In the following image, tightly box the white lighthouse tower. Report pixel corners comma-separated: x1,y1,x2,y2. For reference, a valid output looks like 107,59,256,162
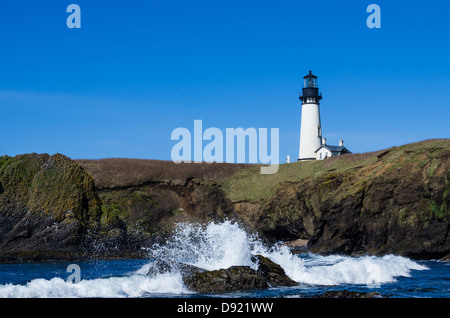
298,71,322,161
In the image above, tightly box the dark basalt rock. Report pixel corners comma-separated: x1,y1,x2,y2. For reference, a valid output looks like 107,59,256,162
313,290,383,298
147,255,297,293
252,254,297,287
183,266,268,293
147,259,206,278
0,153,103,262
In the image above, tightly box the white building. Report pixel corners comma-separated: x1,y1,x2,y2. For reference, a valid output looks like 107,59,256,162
315,138,351,160
298,71,351,161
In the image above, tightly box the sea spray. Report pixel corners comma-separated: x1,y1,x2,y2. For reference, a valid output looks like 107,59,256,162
143,220,428,287
144,220,261,271
0,220,429,298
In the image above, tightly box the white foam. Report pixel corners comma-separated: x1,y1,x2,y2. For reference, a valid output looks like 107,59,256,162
0,273,189,298
279,253,428,286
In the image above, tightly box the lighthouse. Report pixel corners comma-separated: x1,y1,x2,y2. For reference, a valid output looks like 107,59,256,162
298,71,323,161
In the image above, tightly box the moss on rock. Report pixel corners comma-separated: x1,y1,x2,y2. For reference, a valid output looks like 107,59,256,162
0,153,102,261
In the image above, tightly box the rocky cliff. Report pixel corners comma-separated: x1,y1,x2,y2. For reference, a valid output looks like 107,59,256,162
0,153,102,261
236,139,450,259
0,139,449,262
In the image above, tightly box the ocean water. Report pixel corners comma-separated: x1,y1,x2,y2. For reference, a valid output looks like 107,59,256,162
0,220,448,298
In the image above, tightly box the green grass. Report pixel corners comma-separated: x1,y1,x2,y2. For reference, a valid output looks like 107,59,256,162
220,152,378,202
427,158,441,177
220,139,450,202
430,199,445,220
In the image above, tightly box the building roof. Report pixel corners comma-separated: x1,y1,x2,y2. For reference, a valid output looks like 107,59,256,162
315,145,351,153
304,70,317,78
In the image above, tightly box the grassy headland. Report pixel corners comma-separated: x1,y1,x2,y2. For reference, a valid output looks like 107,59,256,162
220,139,450,202
0,139,448,261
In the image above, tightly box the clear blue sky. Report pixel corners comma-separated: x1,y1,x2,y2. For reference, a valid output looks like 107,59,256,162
0,0,449,162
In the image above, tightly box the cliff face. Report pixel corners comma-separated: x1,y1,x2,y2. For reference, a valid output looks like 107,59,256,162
0,153,102,261
75,159,248,242
78,139,450,260
0,156,246,261
233,139,450,259
0,139,449,262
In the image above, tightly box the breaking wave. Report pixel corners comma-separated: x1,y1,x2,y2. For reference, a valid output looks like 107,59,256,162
0,220,428,297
